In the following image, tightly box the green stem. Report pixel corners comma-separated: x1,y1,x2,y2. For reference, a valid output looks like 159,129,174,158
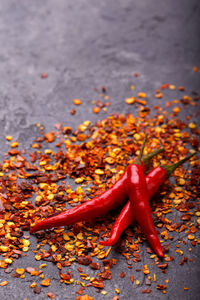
142,148,165,168
162,151,196,177
135,133,148,165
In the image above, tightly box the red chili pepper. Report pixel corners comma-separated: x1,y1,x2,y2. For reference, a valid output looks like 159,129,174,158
99,152,196,248
30,148,164,234
122,134,164,257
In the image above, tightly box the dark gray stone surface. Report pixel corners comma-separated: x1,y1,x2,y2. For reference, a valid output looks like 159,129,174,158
0,0,199,299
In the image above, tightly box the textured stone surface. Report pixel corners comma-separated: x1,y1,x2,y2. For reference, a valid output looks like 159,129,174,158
0,0,200,299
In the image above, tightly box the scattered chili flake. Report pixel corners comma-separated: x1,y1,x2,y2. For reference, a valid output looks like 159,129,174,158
137,92,147,98
76,295,94,300
73,99,82,105
158,263,168,270
178,86,185,91
125,97,135,104
173,107,180,114
4,267,13,274
41,278,51,287
33,286,41,294
5,136,12,141
135,98,147,105
187,234,195,240
179,257,188,265
47,292,55,299
70,109,76,115
11,141,19,148
41,72,48,79
193,66,198,72
161,83,169,89
90,262,101,270
142,289,152,294
143,265,150,275
155,92,163,99
102,86,106,93
92,107,100,114
30,282,37,288
44,132,55,143
156,284,167,290
90,279,104,289
120,271,125,278
188,122,196,129
0,280,8,286
164,256,174,262
0,77,199,298
60,272,71,281
105,157,115,165
16,268,25,275
169,85,176,90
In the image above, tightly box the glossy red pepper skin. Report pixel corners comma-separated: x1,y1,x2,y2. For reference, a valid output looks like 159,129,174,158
30,162,146,233
30,148,164,234
99,167,166,246
30,170,128,233
125,164,163,257
99,152,196,247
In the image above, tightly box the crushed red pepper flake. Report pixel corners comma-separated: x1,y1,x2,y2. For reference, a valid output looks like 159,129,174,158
120,271,125,278
44,132,55,143
193,66,198,72
142,289,152,294
125,97,135,105
0,280,8,286
156,284,167,290
41,278,51,286
70,109,76,115
47,292,55,299
92,107,101,114
73,99,82,106
76,295,94,300
0,80,199,297
41,72,48,79
33,286,41,294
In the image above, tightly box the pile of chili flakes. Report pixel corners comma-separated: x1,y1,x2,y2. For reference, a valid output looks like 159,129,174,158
0,82,199,299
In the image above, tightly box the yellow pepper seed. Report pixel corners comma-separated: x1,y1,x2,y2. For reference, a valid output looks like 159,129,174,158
125,97,135,104
73,99,82,105
11,141,19,148
6,136,13,141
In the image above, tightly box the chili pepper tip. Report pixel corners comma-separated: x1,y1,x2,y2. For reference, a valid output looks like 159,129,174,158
156,247,164,258
98,240,112,246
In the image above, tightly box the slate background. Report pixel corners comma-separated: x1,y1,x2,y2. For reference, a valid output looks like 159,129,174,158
0,0,200,299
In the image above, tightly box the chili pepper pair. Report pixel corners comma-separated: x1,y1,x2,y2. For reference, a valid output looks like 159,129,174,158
123,134,163,257
99,153,195,248
30,146,164,233
30,136,196,257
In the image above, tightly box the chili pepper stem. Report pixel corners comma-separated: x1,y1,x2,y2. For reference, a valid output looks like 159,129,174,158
141,148,164,168
162,151,196,177
134,133,148,165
